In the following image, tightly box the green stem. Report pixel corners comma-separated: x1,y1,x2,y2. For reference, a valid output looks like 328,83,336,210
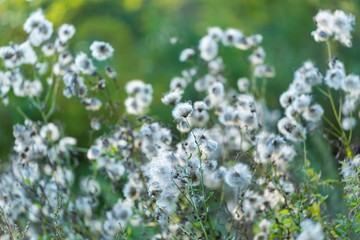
326,41,332,62
30,97,47,123
44,79,54,108
16,107,30,120
227,185,251,238
105,84,117,116
303,140,309,168
261,78,267,100
46,77,60,120
327,88,352,157
316,86,329,98
348,111,353,143
185,118,215,238
179,131,210,240
251,67,259,97
173,179,208,240
322,115,342,136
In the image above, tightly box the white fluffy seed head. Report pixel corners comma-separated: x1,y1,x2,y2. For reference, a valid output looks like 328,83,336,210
161,90,183,106
302,104,324,122
40,123,60,142
179,48,195,62
90,41,114,61
58,24,76,42
298,219,324,240
225,163,252,188
207,26,223,41
172,102,193,122
342,117,356,131
278,117,306,142
199,35,218,61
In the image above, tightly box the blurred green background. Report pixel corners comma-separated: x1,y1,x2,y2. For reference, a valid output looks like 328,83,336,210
0,0,359,164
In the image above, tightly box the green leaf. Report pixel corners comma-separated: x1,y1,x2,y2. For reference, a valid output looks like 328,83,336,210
311,202,320,219
23,178,31,185
279,209,289,215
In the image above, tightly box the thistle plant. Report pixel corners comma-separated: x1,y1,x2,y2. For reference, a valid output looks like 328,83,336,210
0,8,359,240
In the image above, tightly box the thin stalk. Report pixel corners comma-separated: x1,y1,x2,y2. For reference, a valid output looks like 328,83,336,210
303,140,308,168
173,179,208,240
227,183,251,238
16,107,30,120
316,86,329,98
324,41,353,157
73,147,89,153
227,168,258,238
44,79,54,108
325,128,343,140
157,203,193,239
105,85,117,116
178,132,210,240
327,88,352,157
322,115,342,136
349,111,354,143
261,78,267,100
30,97,47,123
185,118,215,238
46,77,60,120
112,77,121,92
326,41,332,62
251,67,259,97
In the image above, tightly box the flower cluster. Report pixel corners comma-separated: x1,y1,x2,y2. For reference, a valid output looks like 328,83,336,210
325,59,360,131
312,10,355,47
125,80,153,115
278,61,323,142
0,8,359,240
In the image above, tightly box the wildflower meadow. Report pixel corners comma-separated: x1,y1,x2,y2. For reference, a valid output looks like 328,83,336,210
0,1,359,240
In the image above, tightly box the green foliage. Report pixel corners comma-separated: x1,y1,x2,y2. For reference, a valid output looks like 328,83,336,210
1,0,360,160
